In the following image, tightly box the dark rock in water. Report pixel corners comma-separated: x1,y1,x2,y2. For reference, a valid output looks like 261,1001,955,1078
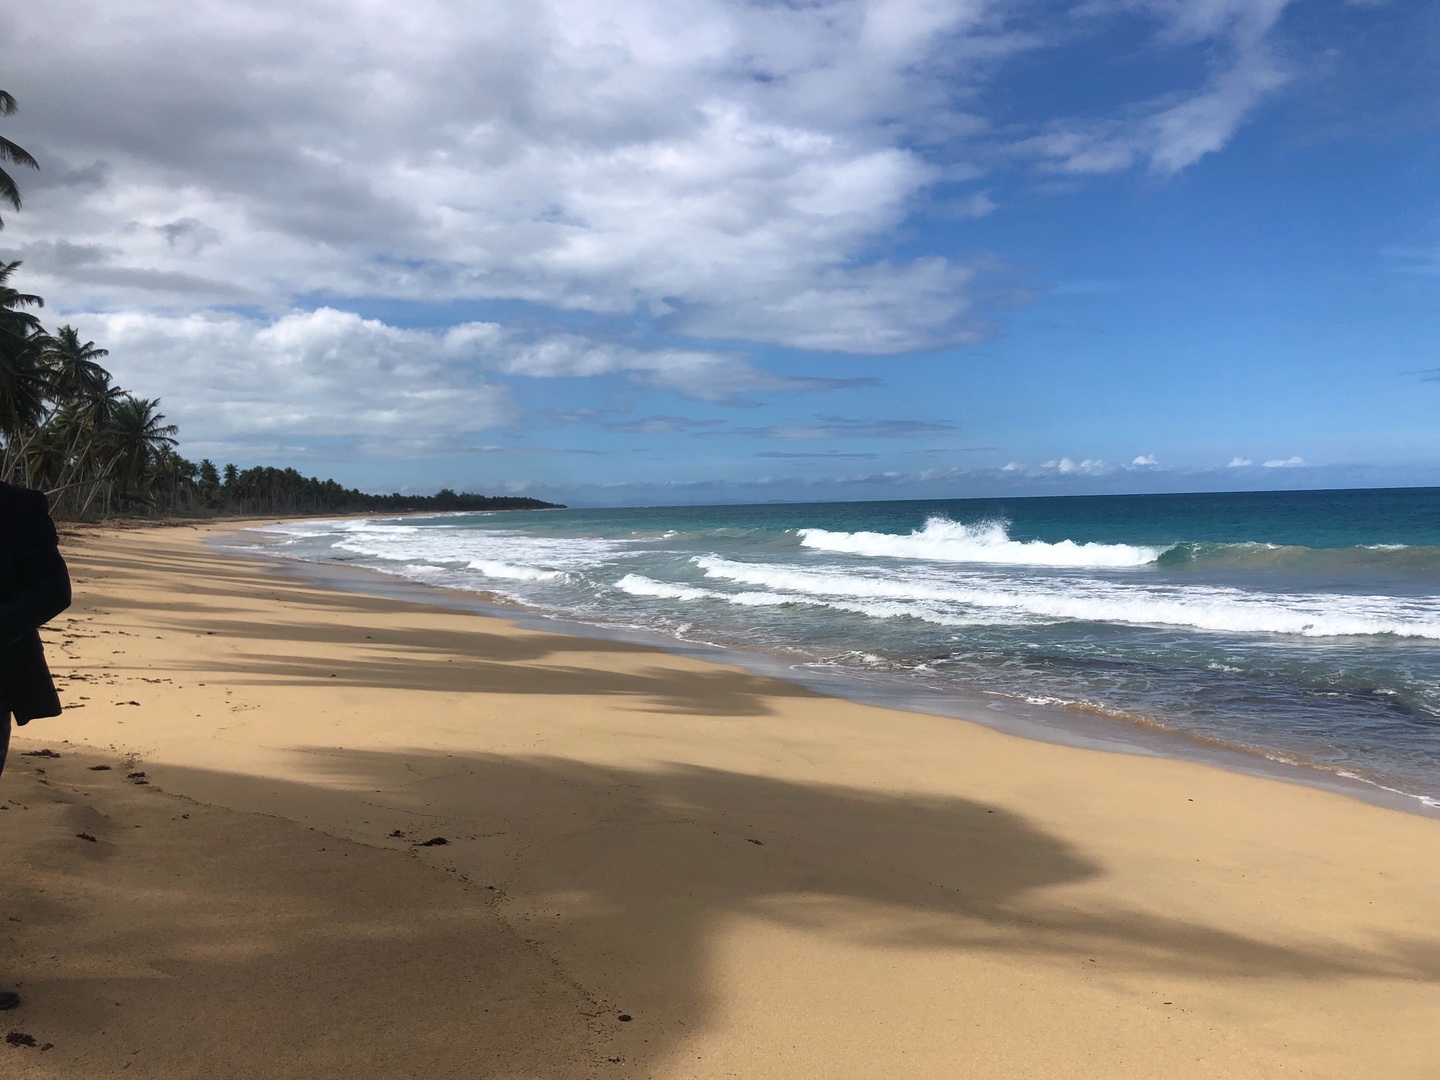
417,836,448,847
20,749,60,759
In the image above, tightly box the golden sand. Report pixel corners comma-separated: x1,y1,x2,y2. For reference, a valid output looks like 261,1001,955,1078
2,522,1438,1078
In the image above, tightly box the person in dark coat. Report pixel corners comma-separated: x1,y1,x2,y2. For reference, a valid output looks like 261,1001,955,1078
0,480,72,1011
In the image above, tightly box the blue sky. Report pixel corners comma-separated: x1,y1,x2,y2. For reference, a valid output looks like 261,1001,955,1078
1,0,1436,505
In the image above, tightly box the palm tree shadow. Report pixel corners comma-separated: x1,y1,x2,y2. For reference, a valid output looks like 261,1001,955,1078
202,748,1440,1071
14,747,1440,1078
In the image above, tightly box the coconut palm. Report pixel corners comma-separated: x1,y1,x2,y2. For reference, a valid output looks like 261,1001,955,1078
0,260,43,342
0,326,48,441
42,325,111,403
0,90,39,229
104,395,178,506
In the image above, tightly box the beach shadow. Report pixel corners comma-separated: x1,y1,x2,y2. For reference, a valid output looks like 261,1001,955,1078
178,646,812,717
288,749,1440,983
0,754,602,1079
68,541,809,717
10,746,1440,1078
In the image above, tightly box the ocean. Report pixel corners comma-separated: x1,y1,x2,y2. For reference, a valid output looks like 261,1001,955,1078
235,487,1440,811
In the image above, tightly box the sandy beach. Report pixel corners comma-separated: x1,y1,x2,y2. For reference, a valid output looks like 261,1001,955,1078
2,521,1438,1078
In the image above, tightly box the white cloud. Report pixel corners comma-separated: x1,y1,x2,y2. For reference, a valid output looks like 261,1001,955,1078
1263,455,1305,468
79,307,512,458
497,335,861,403
1026,0,1294,176
2,0,1297,358
1131,453,1158,466
0,0,1325,463
77,305,857,459
1041,456,1107,474
0,0,1017,353
1228,456,1253,467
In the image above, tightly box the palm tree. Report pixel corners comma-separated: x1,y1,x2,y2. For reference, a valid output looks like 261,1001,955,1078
43,325,112,403
105,395,178,508
0,260,43,341
38,372,127,496
0,326,48,443
0,90,39,229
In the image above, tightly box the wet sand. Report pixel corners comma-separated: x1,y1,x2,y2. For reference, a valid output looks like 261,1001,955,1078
3,521,1439,1078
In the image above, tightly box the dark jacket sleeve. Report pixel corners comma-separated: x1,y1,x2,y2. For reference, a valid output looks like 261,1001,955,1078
0,492,72,654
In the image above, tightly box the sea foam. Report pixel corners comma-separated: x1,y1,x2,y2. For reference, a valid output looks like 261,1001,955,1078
798,517,1162,568
694,556,1440,638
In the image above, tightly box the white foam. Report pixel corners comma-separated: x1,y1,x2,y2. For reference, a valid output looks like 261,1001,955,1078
694,556,1440,638
615,574,819,610
274,521,632,573
466,559,563,582
614,575,715,601
798,516,1162,568
616,573,1000,627
248,519,1440,639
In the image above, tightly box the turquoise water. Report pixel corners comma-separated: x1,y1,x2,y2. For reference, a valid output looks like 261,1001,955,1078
243,488,1440,808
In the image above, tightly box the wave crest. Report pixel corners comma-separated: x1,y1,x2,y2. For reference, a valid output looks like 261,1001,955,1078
465,559,563,582
694,557,1440,638
797,517,1162,568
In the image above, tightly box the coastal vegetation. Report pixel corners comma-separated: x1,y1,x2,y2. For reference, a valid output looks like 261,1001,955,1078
0,89,558,518
0,270,559,516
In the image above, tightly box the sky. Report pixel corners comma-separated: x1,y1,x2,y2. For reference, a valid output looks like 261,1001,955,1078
1,0,1436,506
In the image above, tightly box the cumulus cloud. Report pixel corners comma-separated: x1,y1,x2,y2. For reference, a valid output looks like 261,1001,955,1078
3,0,1297,353
0,0,1327,467
1041,456,1108,475
72,304,866,459
1263,455,1305,468
1131,453,1158,466
77,307,512,458
1228,456,1253,467
0,0,1019,353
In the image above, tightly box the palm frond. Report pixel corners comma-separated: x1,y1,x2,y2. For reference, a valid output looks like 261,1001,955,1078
0,92,15,117
0,166,21,215
0,135,38,170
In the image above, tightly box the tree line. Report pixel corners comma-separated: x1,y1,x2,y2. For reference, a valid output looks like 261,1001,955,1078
0,90,559,519
0,265,559,517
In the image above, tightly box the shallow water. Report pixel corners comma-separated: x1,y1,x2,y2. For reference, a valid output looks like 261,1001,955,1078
235,488,1440,809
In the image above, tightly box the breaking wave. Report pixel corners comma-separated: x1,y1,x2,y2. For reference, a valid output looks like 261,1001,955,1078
465,559,563,582
797,517,1162,568
692,557,1440,638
